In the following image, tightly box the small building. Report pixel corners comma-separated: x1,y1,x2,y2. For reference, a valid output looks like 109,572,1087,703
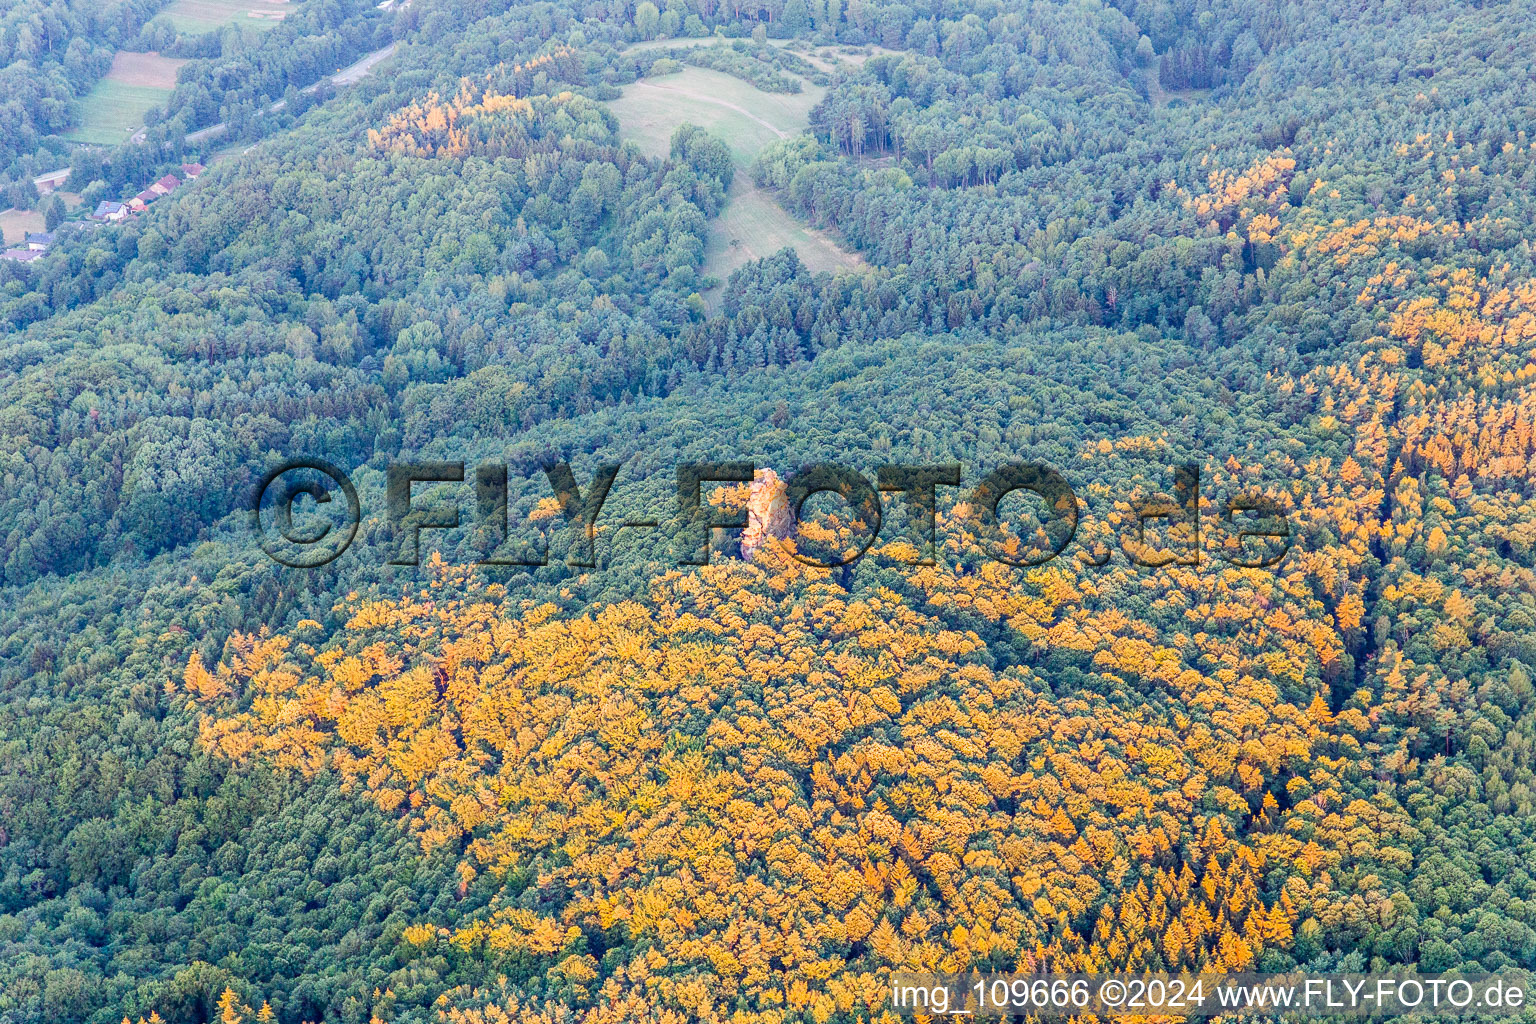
24,231,53,250
149,174,180,196
181,162,205,179
92,201,127,222
31,168,70,194
130,188,158,212
1,248,42,263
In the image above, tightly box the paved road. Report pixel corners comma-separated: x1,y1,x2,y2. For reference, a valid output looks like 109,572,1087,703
186,41,398,144
331,41,397,85
31,169,71,189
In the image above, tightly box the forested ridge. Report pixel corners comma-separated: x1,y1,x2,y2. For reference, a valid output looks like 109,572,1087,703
3,0,1536,1021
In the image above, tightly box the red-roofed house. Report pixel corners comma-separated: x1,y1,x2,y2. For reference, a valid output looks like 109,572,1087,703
150,174,180,196
181,163,205,179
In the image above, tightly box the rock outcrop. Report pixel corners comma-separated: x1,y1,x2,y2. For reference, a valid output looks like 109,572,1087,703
741,468,791,560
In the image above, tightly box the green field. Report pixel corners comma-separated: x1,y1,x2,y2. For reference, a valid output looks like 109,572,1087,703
162,0,289,33
63,82,172,145
605,66,863,292
0,208,45,246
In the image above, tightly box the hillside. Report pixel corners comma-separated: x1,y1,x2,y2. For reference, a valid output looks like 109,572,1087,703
2,0,1536,1022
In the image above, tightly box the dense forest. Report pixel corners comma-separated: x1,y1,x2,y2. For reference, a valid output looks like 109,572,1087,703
3,0,1536,1021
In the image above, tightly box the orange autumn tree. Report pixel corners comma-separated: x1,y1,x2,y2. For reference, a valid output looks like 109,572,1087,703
369,76,610,160
180,133,1536,1021
180,521,1379,1022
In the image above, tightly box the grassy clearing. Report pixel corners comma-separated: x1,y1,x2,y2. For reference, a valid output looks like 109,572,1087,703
103,51,188,89
802,43,904,69
162,0,290,34
0,209,45,246
65,51,188,145
64,81,171,145
707,182,863,280
206,141,246,166
605,66,862,291
625,36,897,75
1140,60,1213,109
607,66,820,159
